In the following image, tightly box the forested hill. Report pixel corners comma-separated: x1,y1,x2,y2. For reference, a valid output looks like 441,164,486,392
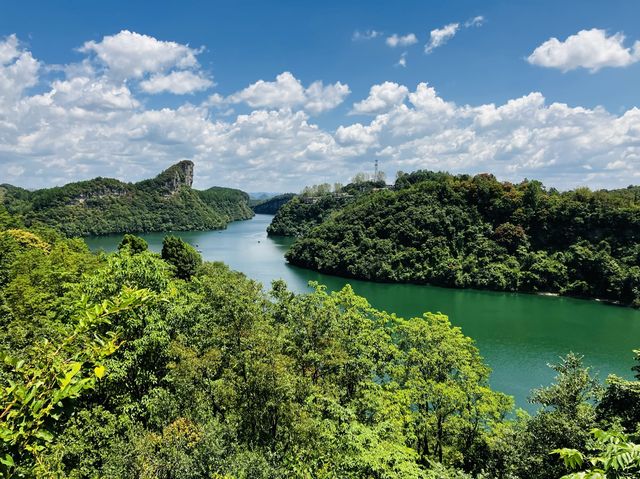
196,186,253,221
0,161,253,236
267,180,386,236
283,171,640,307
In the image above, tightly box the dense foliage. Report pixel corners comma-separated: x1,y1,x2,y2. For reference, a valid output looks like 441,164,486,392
0,161,253,237
284,171,640,307
267,195,351,237
554,429,640,478
161,235,202,280
267,181,386,237
1,213,640,478
118,234,149,254
197,186,254,222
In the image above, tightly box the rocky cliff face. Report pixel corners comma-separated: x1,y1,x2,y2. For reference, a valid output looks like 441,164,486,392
136,160,194,194
166,160,194,191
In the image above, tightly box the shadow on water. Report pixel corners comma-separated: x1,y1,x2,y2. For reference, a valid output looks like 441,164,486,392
85,214,640,410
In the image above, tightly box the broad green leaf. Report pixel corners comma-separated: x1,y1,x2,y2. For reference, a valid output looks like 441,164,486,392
94,364,106,379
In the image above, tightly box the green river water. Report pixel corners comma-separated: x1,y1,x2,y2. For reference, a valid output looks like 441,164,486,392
85,214,640,410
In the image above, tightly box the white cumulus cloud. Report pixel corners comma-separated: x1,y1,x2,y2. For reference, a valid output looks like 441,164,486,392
49,76,139,110
228,72,306,108
527,28,640,72
351,82,409,115
304,80,351,114
1,33,640,193
0,34,22,64
80,30,202,79
340,83,640,189
0,34,39,107
227,72,349,114
386,33,418,48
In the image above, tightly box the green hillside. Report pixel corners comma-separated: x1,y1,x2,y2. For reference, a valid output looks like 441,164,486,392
283,171,640,307
0,161,253,236
267,181,386,236
197,186,254,222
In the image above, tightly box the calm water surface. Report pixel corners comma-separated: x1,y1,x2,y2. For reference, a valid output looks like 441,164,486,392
85,214,640,409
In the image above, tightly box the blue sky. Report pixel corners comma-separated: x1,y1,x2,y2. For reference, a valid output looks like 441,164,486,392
1,0,640,191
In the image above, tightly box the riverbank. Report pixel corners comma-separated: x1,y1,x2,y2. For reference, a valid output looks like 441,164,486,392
84,214,640,410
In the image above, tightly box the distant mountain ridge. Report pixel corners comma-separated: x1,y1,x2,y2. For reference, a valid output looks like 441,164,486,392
0,161,253,236
251,193,296,215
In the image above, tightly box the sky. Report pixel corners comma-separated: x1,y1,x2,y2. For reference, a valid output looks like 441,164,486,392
1,0,640,192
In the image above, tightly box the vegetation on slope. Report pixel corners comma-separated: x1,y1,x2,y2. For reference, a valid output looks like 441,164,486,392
267,180,386,237
197,186,254,221
284,171,640,307
0,161,253,237
1,214,640,478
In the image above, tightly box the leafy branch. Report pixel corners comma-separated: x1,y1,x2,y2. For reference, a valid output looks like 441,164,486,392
0,287,153,477
553,428,640,478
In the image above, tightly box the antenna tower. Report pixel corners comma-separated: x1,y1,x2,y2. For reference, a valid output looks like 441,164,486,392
374,159,379,180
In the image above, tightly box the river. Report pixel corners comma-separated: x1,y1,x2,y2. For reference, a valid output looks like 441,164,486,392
85,214,640,409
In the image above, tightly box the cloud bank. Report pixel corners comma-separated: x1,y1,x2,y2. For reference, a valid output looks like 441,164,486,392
1,32,639,192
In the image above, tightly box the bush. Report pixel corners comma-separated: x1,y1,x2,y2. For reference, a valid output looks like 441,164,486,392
161,236,202,280
118,234,148,254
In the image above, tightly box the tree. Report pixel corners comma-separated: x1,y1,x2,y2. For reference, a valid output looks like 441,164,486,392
393,313,512,467
529,353,602,417
0,206,21,230
161,235,202,280
352,172,370,184
118,234,148,254
511,354,603,479
396,170,407,181
493,222,528,253
316,183,332,196
598,350,640,431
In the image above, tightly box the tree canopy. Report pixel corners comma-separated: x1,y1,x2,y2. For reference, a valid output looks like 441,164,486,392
1,197,640,478
282,171,640,307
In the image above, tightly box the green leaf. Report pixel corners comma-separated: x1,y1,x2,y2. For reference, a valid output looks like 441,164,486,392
59,361,82,389
34,429,54,442
94,364,106,379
